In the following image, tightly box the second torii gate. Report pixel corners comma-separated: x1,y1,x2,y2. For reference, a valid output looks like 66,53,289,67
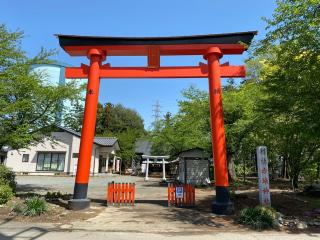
57,31,257,214
141,155,170,181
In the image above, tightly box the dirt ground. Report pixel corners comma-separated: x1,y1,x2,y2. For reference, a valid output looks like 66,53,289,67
0,175,319,236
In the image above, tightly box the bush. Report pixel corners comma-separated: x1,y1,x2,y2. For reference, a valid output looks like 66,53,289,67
240,206,276,230
0,165,16,191
0,184,14,205
23,196,47,216
235,164,255,178
11,202,25,214
45,191,71,201
24,192,39,198
45,191,63,201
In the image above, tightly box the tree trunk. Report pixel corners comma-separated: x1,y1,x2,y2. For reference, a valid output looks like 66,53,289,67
281,156,286,178
243,156,246,183
227,153,237,182
281,156,290,179
254,152,258,175
291,174,299,191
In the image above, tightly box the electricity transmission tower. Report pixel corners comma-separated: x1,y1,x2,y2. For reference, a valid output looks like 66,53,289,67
152,100,161,128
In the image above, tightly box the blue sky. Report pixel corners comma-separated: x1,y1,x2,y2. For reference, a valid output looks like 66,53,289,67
1,0,276,129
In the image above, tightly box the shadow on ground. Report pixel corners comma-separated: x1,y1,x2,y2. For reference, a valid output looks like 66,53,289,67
0,217,49,240
139,182,168,188
166,207,226,227
16,184,51,193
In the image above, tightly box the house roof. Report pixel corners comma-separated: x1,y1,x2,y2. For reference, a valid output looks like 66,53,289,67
177,147,209,158
56,126,118,147
135,139,152,155
93,137,118,147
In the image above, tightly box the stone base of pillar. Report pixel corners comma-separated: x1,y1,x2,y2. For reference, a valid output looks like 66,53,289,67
68,199,90,210
69,183,90,210
212,186,234,215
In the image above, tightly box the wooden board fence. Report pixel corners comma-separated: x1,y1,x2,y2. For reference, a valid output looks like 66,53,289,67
107,182,135,206
168,183,195,207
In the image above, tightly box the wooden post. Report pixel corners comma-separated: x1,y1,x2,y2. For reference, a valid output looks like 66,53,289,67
205,47,233,215
69,49,105,210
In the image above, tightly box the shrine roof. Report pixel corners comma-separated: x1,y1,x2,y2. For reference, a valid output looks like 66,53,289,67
57,31,257,47
56,31,257,56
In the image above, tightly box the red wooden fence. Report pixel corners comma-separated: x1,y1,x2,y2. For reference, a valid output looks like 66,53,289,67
168,183,195,207
107,182,135,206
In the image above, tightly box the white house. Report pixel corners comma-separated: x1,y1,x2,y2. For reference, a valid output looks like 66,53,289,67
4,126,120,175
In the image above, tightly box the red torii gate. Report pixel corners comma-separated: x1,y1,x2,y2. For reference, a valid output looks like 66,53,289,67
57,31,257,214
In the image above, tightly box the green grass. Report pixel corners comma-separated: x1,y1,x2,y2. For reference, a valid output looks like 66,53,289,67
23,196,47,217
240,206,277,230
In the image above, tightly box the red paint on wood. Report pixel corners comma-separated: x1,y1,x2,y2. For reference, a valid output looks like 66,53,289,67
107,182,135,206
63,44,246,57
75,52,104,185
65,65,245,79
167,183,195,207
206,47,229,187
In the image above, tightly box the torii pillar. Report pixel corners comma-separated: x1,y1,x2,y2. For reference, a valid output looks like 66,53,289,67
68,49,105,210
205,47,234,214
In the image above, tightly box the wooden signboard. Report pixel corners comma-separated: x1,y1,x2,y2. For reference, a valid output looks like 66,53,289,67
257,146,271,206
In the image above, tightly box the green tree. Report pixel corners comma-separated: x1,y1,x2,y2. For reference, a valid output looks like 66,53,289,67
151,86,211,157
95,103,146,167
96,103,145,135
151,82,262,182
63,98,85,132
0,24,81,149
254,0,320,188
152,1,320,188
222,77,263,181
151,111,189,156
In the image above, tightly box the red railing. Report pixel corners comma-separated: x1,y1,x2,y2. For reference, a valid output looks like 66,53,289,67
107,182,135,206
168,183,195,207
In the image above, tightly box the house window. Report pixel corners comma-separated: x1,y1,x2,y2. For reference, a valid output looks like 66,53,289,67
22,154,29,162
36,152,65,171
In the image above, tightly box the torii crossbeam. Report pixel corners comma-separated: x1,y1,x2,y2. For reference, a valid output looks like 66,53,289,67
57,31,257,214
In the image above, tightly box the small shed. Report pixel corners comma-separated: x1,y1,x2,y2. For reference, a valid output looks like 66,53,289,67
176,148,210,185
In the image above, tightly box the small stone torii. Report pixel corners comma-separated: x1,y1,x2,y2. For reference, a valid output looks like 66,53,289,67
142,155,170,181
